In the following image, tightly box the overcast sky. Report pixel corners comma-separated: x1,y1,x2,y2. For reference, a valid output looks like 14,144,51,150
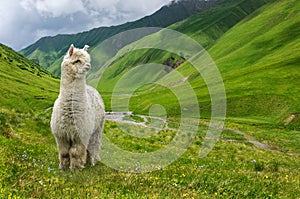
0,0,173,50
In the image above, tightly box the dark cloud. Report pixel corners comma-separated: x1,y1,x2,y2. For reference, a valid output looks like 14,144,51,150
0,0,172,50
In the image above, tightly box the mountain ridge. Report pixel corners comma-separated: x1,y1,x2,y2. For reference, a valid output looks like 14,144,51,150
20,0,219,74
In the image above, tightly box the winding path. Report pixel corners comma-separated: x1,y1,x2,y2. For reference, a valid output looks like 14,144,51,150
105,112,287,152
223,127,279,150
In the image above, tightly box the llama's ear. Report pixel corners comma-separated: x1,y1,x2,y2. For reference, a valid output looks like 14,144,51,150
68,44,75,57
83,45,89,52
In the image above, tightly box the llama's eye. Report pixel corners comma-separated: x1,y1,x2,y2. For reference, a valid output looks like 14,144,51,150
73,60,81,64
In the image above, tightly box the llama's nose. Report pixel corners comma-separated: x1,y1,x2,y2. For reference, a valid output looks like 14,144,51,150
83,63,91,71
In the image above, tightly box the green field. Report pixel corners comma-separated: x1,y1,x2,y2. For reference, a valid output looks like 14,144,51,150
0,0,300,198
0,112,299,198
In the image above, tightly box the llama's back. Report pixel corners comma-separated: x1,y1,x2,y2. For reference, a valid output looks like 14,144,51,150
86,85,105,127
86,85,105,163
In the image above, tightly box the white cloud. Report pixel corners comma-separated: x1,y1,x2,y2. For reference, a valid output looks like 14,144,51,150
39,0,86,17
86,0,120,10
118,0,171,14
0,0,36,49
0,0,173,50
21,0,86,17
19,0,32,10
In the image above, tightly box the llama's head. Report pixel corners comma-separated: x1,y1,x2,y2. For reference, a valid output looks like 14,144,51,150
61,44,91,79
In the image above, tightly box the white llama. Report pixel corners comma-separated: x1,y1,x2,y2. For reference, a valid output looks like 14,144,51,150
50,44,105,170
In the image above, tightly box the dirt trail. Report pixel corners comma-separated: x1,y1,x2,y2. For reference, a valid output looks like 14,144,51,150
223,127,279,150
105,112,168,130
105,112,294,153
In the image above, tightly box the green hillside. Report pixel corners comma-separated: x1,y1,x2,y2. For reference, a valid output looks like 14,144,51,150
96,0,299,127
170,0,272,48
0,42,59,140
0,43,59,112
97,0,295,123
144,0,300,125
207,0,300,125
0,43,59,196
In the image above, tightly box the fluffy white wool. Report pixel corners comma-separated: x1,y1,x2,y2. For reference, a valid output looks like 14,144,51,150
50,44,105,169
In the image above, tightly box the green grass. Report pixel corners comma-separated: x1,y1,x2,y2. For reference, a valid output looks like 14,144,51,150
0,44,59,113
226,122,300,154
0,110,299,198
220,129,246,141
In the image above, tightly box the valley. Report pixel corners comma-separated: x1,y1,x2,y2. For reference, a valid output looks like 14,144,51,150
0,0,299,198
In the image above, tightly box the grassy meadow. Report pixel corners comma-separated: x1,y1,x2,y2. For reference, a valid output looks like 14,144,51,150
0,110,299,198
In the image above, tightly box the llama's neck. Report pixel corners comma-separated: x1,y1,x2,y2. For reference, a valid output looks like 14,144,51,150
59,74,87,102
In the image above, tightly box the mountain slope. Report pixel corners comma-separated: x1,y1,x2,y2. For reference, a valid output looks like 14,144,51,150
0,43,59,113
97,0,299,127
20,0,218,76
207,0,300,124
95,0,272,105
170,0,272,48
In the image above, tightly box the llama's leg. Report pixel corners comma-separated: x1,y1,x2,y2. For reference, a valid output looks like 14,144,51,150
87,127,102,166
69,141,87,170
56,138,71,169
